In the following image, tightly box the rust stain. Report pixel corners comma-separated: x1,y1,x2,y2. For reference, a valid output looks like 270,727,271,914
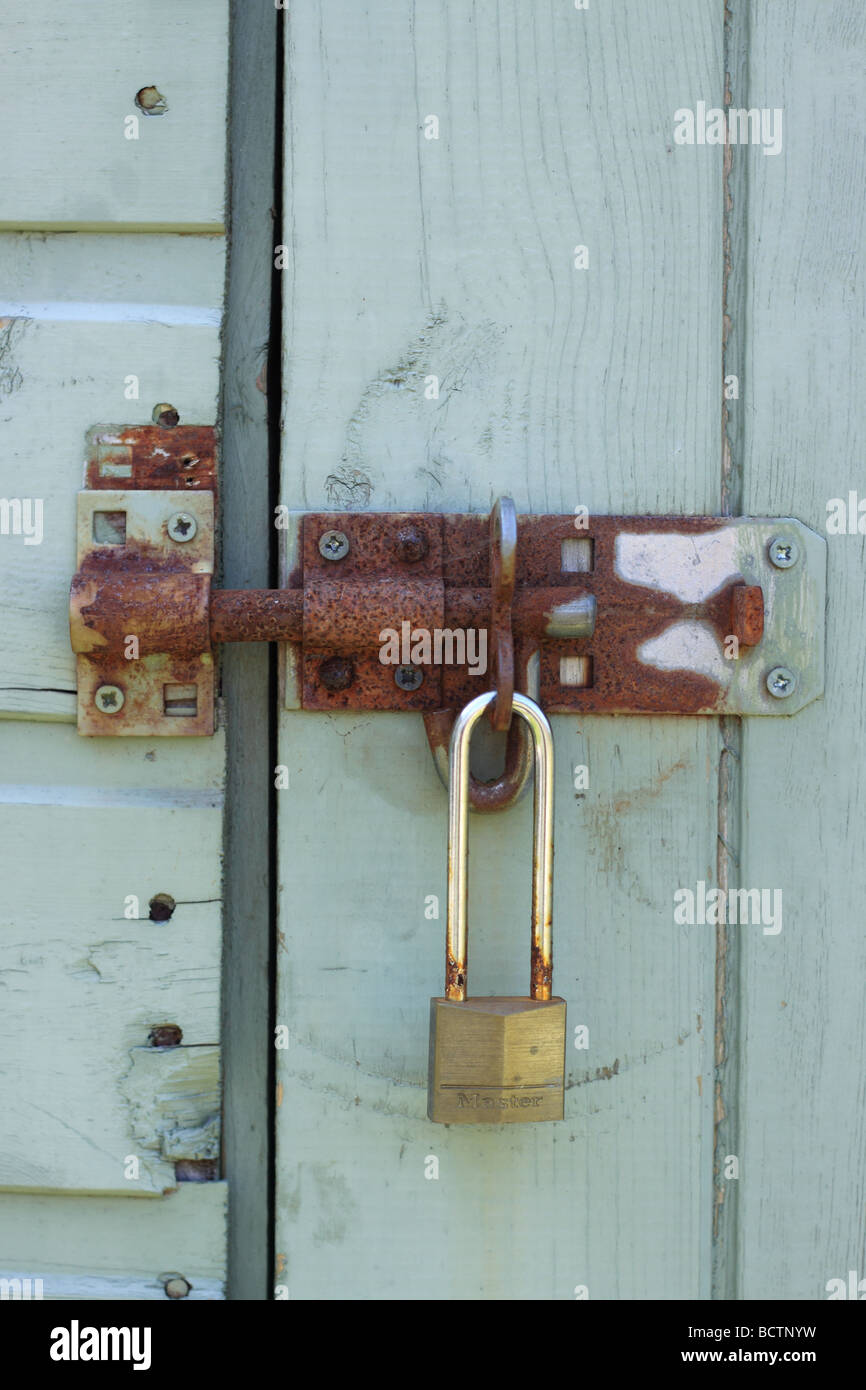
423,706,532,814
276,1082,284,1108
275,1253,286,1277
570,1059,621,1085
84,425,217,493
612,758,689,815
530,942,552,1001
148,1024,182,1048
444,953,465,1001
211,589,301,644
175,1159,217,1182
729,582,764,647
71,569,211,659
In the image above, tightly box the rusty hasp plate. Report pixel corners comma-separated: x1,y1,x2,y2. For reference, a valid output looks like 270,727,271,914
85,424,217,493
71,489,215,735
284,512,825,717
70,481,825,737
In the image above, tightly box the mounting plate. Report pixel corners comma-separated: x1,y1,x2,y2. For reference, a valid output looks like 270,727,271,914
282,513,826,716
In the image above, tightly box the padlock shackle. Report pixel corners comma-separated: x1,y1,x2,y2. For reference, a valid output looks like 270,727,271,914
446,691,555,1002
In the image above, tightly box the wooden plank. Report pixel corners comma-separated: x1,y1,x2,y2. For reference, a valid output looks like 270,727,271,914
733,1,866,1300
0,0,230,1299
0,233,223,719
220,0,277,1302
276,0,723,1298
0,722,224,1194
0,0,227,230
0,1183,227,1299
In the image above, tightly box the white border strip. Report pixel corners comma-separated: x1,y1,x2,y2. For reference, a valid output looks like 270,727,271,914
0,302,221,327
0,785,223,809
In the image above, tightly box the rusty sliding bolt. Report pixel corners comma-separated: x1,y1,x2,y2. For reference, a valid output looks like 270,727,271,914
210,588,596,649
71,582,596,656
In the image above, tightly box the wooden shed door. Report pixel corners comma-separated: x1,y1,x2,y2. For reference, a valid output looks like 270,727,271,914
273,2,863,1300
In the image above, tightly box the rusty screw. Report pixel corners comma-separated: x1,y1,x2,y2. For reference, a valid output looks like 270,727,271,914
394,525,428,563
149,1024,183,1047
167,511,197,542
395,664,424,691
152,402,179,428
319,656,355,692
766,666,797,699
768,536,800,569
95,684,125,714
149,893,176,922
136,86,168,115
318,530,350,561
162,1275,191,1300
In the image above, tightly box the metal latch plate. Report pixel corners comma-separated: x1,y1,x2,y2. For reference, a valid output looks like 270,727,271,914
72,489,215,736
283,513,825,717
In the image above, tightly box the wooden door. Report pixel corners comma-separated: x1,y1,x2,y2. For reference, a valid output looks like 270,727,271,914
274,0,863,1301
0,0,861,1306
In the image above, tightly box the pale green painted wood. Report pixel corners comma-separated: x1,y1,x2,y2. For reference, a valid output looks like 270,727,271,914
0,234,224,719
0,237,226,1196
0,0,227,230
0,722,224,1194
0,1183,227,1298
276,0,724,1299
0,0,229,1296
734,1,866,1300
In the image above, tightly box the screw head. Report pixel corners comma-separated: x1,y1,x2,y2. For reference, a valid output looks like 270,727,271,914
768,536,799,569
152,402,179,428
319,656,355,692
394,525,428,563
395,664,424,691
167,511,197,542
318,529,350,561
95,684,125,714
162,1275,191,1300
766,666,797,699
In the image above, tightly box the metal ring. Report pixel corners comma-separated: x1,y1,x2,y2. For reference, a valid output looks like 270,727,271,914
423,706,533,813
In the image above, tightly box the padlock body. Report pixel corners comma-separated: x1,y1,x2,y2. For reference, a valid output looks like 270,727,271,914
427,996,566,1123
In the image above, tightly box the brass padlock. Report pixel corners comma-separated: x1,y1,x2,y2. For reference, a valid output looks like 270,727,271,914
427,691,566,1123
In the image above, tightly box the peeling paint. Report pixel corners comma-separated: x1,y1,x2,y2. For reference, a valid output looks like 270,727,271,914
0,317,27,395
615,530,740,603
636,621,732,685
120,1044,220,1167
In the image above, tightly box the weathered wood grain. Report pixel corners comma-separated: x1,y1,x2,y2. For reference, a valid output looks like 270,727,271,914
220,0,278,1301
734,0,866,1300
0,723,224,1194
0,1,227,230
276,0,723,1298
